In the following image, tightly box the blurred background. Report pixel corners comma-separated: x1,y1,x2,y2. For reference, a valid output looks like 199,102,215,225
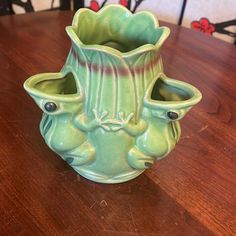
0,0,235,44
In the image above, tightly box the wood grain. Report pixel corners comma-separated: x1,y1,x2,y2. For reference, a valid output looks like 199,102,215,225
0,11,235,236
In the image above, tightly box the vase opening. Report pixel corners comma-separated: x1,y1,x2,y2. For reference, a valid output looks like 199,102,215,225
71,5,167,53
34,72,78,95
75,26,165,53
151,77,192,102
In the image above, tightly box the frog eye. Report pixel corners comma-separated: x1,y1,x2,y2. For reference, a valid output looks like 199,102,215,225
167,111,179,120
44,102,57,112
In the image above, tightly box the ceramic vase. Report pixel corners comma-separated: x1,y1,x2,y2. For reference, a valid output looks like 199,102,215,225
24,5,202,183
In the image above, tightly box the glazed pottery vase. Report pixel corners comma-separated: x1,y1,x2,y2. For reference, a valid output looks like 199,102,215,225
24,5,202,183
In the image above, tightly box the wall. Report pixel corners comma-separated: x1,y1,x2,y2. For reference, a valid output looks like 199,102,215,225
12,0,236,44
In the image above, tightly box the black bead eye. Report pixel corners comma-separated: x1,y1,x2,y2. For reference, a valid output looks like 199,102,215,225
44,102,57,112
167,111,178,120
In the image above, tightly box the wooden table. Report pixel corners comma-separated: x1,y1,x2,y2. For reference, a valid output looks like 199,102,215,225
0,11,235,236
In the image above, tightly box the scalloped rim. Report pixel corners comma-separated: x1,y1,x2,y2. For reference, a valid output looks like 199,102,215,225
66,4,170,58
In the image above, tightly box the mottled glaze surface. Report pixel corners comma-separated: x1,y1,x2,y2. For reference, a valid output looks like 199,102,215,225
24,5,202,183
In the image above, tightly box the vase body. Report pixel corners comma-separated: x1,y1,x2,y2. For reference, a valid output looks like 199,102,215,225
24,5,202,183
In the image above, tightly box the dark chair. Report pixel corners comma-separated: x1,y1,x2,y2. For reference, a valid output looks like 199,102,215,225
0,0,85,16
0,0,34,15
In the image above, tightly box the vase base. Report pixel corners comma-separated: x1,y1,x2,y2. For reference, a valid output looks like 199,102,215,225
72,167,145,184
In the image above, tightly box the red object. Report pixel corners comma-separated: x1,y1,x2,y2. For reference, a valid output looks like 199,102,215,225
191,18,215,35
90,0,100,12
119,0,128,7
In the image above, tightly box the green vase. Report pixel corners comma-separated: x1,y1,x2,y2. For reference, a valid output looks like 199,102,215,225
24,5,202,183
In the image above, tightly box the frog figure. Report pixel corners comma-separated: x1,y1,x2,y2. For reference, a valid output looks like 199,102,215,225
128,74,201,169
24,71,96,166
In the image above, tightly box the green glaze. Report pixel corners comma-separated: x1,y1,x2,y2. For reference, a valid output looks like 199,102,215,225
24,5,202,183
